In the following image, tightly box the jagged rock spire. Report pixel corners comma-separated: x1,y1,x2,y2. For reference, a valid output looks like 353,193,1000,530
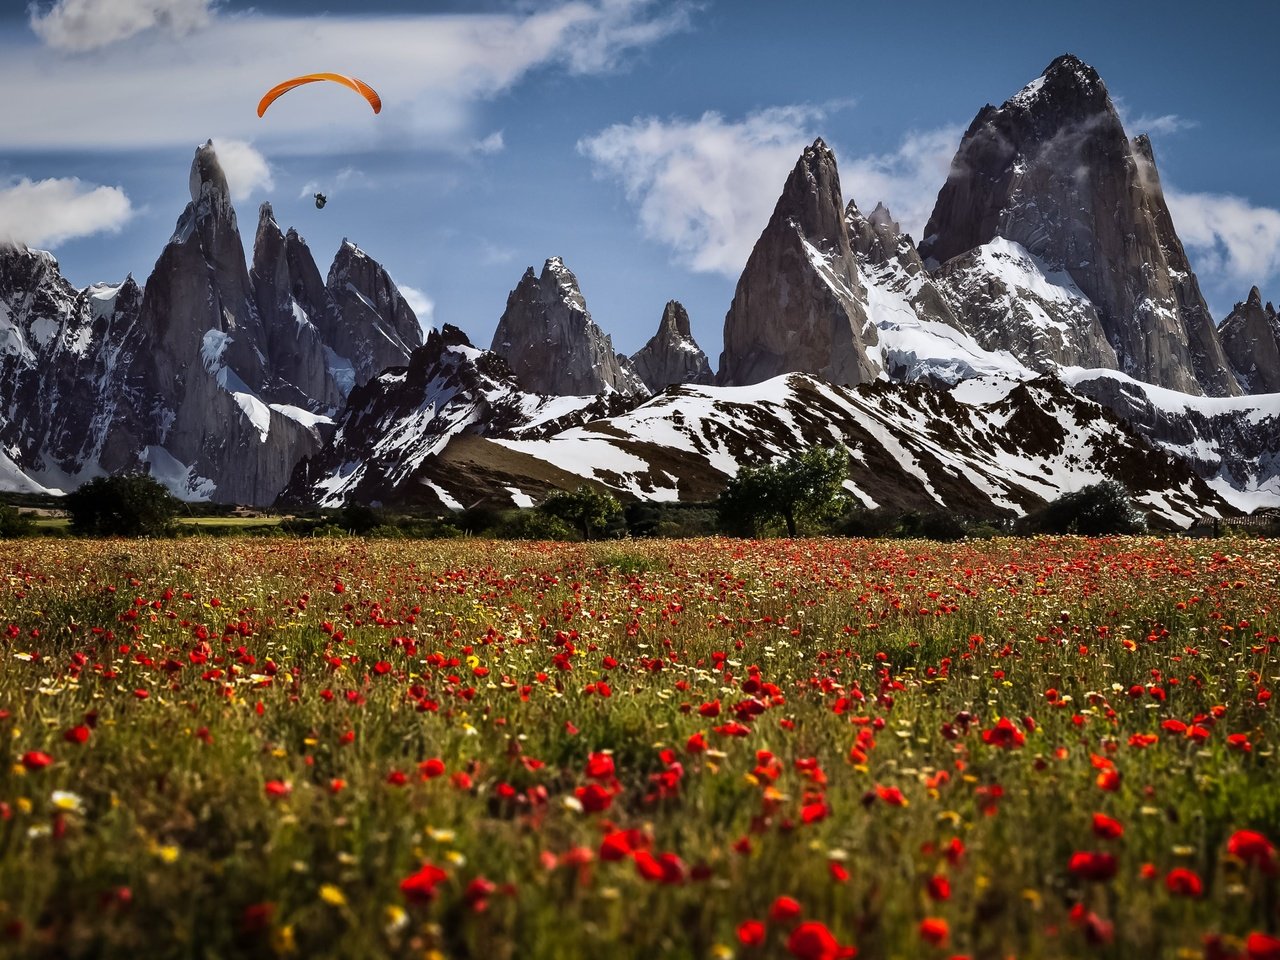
718,138,879,387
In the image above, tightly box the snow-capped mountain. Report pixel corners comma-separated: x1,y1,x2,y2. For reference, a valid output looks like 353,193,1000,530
282,324,1229,527
0,141,425,504
2,54,1278,522
919,54,1238,397
1219,288,1280,395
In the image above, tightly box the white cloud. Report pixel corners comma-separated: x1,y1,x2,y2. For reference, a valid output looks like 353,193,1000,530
1166,188,1280,287
473,131,505,155
3,1,691,153
397,284,434,334
580,106,961,276
28,0,216,52
1130,113,1198,136
209,138,271,202
579,105,828,276
0,176,133,248
840,126,963,240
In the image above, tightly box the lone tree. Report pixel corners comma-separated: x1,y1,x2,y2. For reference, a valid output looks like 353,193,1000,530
540,485,622,541
66,475,180,537
718,444,851,537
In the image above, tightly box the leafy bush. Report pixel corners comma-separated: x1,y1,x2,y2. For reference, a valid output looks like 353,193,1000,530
65,475,179,537
0,504,33,539
1022,480,1146,536
491,510,577,541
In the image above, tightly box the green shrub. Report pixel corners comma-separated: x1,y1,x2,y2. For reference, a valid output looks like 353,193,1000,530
65,475,179,537
0,504,33,538
1022,480,1146,535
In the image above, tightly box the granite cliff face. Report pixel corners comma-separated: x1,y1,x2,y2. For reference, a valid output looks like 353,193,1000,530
1219,287,1280,395
324,240,424,389
249,204,345,410
718,139,879,387
919,55,1239,396
629,300,714,391
491,257,647,396
99,141,329,503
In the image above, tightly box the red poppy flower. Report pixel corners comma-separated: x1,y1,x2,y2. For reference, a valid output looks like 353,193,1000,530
787,921,851,960
1228,830,1276,873
1165,867,1202,897
20,751,52,771
1247,932,1280,960
63,726,90,745
981,717,1025,749
585,752,615,781
926,875,951,901
264,779,291,798
419,758,446,779
919,917,949,946
737,919,766,948
575,783,615,813
1091,813,1124,839
1068,851,1117,882
399,862,448,904
769,895,802,924
875,784,907,807
686,732,708,754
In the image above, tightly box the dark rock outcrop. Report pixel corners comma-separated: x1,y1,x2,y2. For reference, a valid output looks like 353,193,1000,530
1219,287,1280,394
491,257,647,396
920,54,1240,396
718,139,879,387
629,300,714,391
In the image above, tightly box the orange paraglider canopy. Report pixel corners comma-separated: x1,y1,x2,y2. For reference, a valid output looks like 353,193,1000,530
257,74,381,118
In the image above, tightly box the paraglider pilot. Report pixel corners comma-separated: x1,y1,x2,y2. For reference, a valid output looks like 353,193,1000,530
314,193,327,209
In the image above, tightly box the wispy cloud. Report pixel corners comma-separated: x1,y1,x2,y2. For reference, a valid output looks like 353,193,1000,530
1166,187,1280,288
1130,113,1199,136
579,105,829,276
396,283,434,335
0,176,133,247
28,0,216,53
6,1,692,153
473,132,505,155
210,138,272,202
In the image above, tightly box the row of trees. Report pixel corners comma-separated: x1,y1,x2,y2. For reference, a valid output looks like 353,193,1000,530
2,456,1148,539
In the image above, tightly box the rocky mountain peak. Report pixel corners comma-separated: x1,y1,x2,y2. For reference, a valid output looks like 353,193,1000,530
719,140,878,387
491,257,646,396
324,238,424,389
773,138,850,255
1219,287,1280,394
660,299,692,339
188,139,230,203
630,300,713,392
919,56,1240,397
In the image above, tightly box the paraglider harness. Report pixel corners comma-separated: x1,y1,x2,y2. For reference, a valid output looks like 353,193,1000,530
314,193,328,209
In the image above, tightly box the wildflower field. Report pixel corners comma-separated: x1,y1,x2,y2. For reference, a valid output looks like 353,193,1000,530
0,536,1278,960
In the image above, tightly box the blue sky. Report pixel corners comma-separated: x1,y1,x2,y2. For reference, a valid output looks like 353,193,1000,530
4,0,1280,360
